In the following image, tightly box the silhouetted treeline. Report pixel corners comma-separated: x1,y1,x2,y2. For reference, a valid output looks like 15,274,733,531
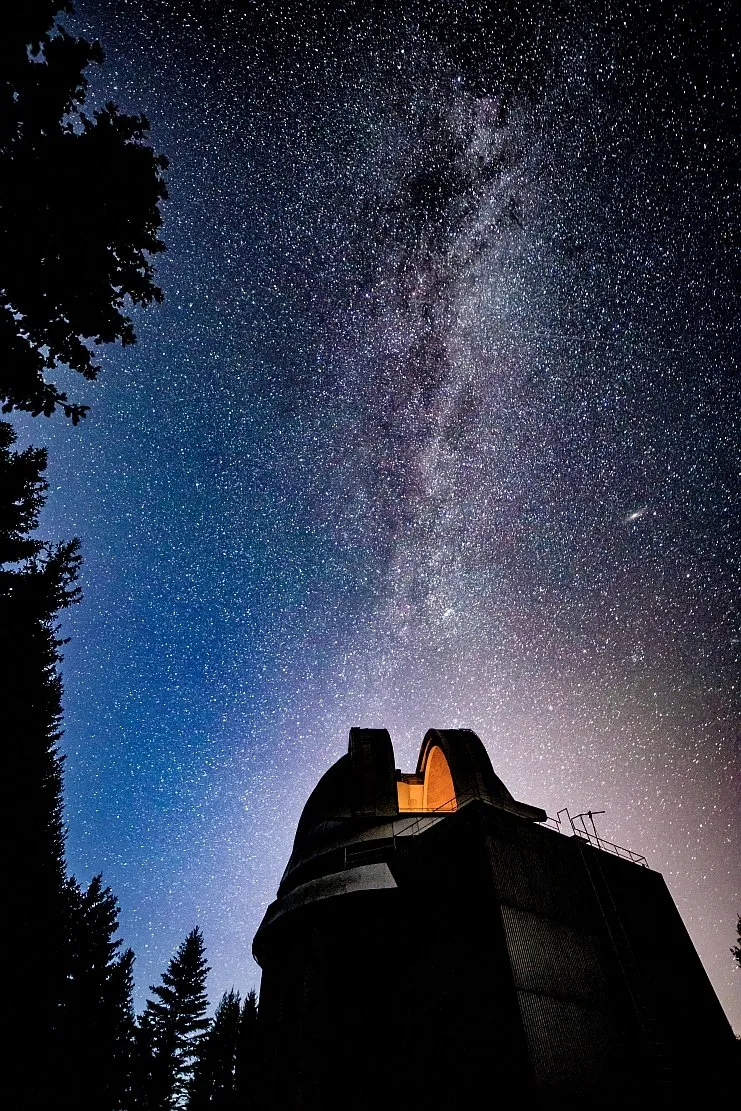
1,5,263,1110
2,4,161,1105
2,419,81,1107
0,0,167,422
190,989,261,1111
133,932,262,1111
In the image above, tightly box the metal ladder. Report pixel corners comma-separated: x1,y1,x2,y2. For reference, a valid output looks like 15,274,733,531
576,839,674,1094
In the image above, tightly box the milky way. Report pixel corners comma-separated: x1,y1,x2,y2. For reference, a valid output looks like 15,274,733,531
19,1,739,1025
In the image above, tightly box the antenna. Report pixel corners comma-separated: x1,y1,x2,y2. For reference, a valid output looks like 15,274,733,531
571,809,606,848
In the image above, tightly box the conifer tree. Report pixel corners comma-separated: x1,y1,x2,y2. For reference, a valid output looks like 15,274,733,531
234,991,261,1111
1,1,168,422
138,928,211,1111
2,6,167,1108
0,422,46,563
2,420,81,1110
59,874,137,1111
188,990,242,1111
2,428,135,1111
108,948,138,1110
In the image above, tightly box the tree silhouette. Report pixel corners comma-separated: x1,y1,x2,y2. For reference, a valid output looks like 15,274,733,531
733,915,741,970
2,428,133,1111
235,991,262,1109
2,5,168,1108
188,990,242,1111
108,948,139,1110
0,1,168,421
0,424,47,563
2,420,82,1110
138,928,211,1111
58,875,137,1111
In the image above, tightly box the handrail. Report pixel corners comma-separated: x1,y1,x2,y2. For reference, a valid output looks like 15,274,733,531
571,826,648,865
394,790,478,838
338,797,647,872
548,807,648,866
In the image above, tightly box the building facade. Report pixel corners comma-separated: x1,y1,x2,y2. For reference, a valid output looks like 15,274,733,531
253,728,736,1108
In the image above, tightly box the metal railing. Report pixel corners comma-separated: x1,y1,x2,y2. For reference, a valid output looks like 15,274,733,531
337,797,648,873
546,807,648,866
394,790,470,838
339,792,473,870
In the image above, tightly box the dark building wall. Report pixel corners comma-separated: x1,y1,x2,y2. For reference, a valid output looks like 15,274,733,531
578,839,737,1100
482,807,660,1102
253,730,737,1109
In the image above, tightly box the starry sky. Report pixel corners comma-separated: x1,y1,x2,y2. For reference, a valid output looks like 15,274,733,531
18,0,740,1025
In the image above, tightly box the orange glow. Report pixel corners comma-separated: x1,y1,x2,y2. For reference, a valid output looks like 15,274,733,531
423,746,456,811
396,747,457,812
397,779,425,811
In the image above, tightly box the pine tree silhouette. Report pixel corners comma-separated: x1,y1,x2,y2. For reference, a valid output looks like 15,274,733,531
138,928,211,1111
1,6,167,1108
3,427,135,1111
188,990,242,1111
235,991,262,1110
2,421,81,1110
0,2,167,422
58,875,137,1111
0,423,46,563
109,948,138,1111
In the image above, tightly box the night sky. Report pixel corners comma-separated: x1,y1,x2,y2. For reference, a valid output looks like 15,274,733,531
18,0,740,1026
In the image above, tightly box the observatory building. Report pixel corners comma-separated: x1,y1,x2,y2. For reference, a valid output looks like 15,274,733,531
253,728,736,1109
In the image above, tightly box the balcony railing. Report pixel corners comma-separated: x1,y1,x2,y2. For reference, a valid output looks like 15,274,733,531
336,798,648,875
544,807,648,866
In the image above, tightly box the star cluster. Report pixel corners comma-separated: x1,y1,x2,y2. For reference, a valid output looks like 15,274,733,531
20,1,740,1026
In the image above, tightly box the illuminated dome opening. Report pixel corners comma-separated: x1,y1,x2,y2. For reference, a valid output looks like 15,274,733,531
423,745,456,811
397,744,456,812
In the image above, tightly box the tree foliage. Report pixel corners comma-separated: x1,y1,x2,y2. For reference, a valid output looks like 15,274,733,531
188,987,262,1111
1,6,171,1110
1,426,139,1111
188,990,242,1111
0,0,168,421
0,424,47,563
59,875,137,1111
138,928,211,1111
733,915,741,970
2,420,82,1109
235,991,261,1109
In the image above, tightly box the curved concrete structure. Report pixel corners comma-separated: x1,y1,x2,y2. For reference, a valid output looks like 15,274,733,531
415,727,546,819
267,725,546,911
253,728,736,1111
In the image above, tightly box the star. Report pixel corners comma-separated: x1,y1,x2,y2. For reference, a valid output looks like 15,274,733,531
27,0,739,1032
